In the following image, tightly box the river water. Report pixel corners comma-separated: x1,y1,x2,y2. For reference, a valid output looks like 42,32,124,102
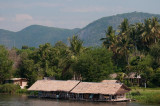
0,94,156,106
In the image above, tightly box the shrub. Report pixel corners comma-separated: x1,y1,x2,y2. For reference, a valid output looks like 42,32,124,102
131,91,141,96
0,84,20,94
16,89,29,94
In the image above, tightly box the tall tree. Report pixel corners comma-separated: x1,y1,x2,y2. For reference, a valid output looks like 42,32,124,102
0,45,13,84
117,19,133,66
73,47,114,82
62,35,84,80
130,23,143,55
101,26,117,52
141,17,160,52
68,35,84,56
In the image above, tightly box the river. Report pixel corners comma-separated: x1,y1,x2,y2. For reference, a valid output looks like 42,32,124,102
0,94,157,106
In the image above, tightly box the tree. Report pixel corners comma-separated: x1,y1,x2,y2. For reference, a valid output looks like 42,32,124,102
73,47,114,82
17,43,65,86
101,26,117,52
140,17,160,52
22,45,29,50
116,19,133,67
0,45,13,84
151,68,160,87
150,42,160,67
61,35,84,80
129,55,153,87
32,43,64,79
68,35,84,56
130,23,143,55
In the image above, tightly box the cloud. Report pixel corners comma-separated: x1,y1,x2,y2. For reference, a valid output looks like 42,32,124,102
15,14,33,22
0,17,5,21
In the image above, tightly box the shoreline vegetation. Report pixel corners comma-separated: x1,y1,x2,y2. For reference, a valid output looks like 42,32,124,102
130,87,160,104
0,84,28,94
0,84,160,104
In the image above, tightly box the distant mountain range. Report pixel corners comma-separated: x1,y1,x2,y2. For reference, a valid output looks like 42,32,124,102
1,12,160,48
0,25,80,48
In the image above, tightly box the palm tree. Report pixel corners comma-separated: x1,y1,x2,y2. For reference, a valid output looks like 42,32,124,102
116,19,133,65
130,23,143,55
68,35,84,56
62,35,84,80
150,17,160,43
141,17,160,49
100,26,117,53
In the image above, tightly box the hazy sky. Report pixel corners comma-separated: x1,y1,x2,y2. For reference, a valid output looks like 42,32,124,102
0,0,160,31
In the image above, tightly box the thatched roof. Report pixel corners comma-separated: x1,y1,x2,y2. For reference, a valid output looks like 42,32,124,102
101,80,120,83
28,80,80,92
126,72,141,79
71,82,130,95
109,73,118,79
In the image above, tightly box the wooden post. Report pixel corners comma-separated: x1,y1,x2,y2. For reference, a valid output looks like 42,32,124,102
145,82,146,88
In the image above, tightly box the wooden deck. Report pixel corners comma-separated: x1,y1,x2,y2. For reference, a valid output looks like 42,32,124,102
107,98,131,102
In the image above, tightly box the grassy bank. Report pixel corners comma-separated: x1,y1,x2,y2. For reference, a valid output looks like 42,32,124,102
0,84,29,94
130,87,160,104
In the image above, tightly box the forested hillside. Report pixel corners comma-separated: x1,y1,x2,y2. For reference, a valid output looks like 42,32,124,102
78,12,160,46
0,25,80,48
0,12,160,48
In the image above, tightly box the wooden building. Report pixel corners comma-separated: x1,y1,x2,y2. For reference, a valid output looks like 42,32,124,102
28,80,80,99
28,80,131,102
126,72,142,86
5,78,28,89
70,82,131,101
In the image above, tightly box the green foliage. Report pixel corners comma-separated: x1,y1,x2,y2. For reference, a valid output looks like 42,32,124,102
0,45,13,84
151,69,160,87
16,89,29,94
16,43,67,86
78,12,160,46
73,47,114,82
0,84,20,94
68,35,83,56
100,16,160,87
131,88,160,104
116,72,127,83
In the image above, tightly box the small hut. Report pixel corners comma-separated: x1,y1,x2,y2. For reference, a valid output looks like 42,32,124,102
28,80,80,98
126,72,141,86
70,82,131,101
5,78,28,89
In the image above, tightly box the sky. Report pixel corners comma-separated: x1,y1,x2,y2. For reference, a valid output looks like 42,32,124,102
0,0,160,31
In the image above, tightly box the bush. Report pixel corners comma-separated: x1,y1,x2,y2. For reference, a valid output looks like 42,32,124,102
29,91,38,96
131,91,141,96
16,89,29,94
0,84,20,94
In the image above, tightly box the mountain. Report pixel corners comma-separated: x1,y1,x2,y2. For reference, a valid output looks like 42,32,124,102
78,12,160,46
0,12,160,48
0,25,80,48
0,29,15,47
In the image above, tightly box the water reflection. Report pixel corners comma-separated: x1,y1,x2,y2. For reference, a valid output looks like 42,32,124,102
0,94,154,106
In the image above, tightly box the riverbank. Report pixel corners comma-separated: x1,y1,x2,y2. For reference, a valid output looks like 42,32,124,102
1,84,160,105
0,94,149,106
130,87,160,104
0,84,28,94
